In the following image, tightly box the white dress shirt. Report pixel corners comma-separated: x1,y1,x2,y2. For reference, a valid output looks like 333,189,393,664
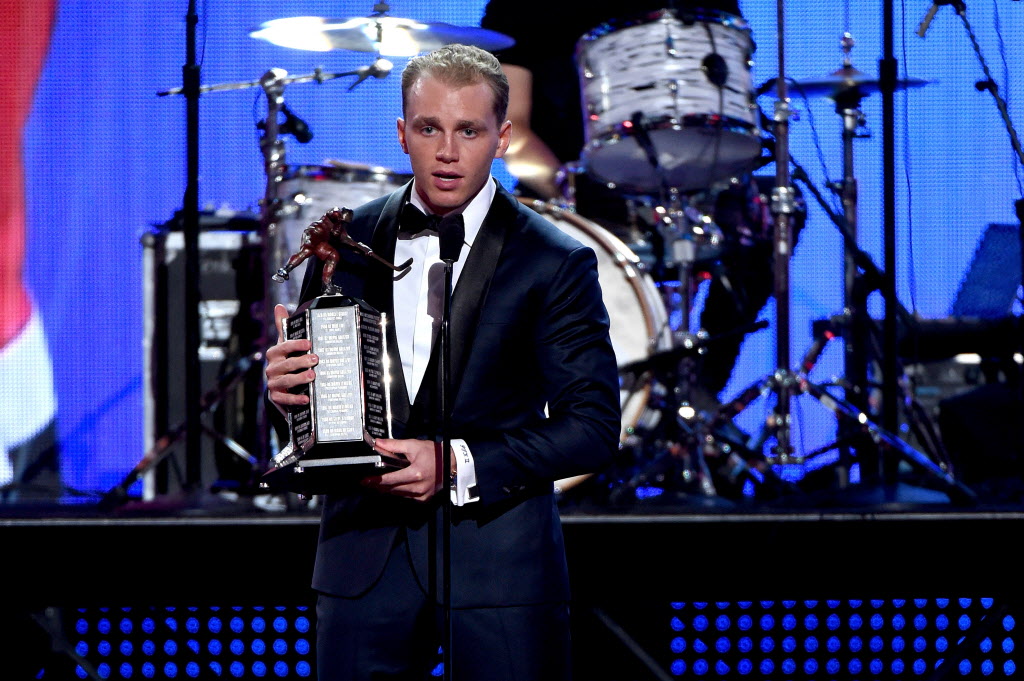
392,178,497,504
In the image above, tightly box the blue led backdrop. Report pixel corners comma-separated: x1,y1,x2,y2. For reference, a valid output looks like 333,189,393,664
3,0,1021,500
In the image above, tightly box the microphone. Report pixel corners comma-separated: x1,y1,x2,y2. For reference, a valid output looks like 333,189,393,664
280,104,313,143
348,58,394,91
438,214,465,263
630,111,661,172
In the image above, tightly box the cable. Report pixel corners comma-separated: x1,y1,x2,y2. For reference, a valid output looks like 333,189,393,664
899,0,923,375
794,82,842,215
992,0,1024,195
199,0,209,66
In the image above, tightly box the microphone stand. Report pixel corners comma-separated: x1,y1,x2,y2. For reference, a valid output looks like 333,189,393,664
181,0,202,493
880,0,900,486
438,215,465,681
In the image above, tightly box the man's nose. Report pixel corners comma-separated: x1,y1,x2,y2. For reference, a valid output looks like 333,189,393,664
436,134,458,162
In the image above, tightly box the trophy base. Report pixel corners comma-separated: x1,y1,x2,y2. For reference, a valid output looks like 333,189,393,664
259,451,408,496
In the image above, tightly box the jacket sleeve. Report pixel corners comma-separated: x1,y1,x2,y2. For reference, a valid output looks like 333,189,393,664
463,244,621,505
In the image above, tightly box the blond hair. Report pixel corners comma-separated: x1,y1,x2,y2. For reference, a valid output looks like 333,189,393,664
401,43,509,125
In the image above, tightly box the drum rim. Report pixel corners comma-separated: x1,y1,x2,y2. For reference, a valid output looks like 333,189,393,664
577,7,751,44
587,113,759,140
580,130,764,194
517,196,671,358
282,162,413,184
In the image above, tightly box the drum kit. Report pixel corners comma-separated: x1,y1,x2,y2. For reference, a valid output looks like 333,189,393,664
151,2,975,509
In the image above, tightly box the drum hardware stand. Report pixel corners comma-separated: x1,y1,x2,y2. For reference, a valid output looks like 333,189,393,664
609,337,722,506
641,4,801,478
788,143,957,487
151,0,267,497
610,320,775,505
800,316,955,478
627,110,713,433
823,33,908,489
176,0,203,494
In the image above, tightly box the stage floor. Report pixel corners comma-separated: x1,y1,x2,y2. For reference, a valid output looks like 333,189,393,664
4,484,1024,680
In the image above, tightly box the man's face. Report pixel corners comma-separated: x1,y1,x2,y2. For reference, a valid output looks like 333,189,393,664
397,74,511,216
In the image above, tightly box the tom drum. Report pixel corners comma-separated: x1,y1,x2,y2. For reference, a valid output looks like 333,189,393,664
577,8,762,195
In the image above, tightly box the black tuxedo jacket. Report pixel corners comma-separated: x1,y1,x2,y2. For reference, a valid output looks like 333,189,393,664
280,180,620,608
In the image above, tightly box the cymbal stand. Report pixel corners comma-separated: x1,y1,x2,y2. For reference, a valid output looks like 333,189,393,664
702,324,977,504
826,34,885,486
765,0,798,465
253,68,294,472
701,7,974,505
710,122,976,504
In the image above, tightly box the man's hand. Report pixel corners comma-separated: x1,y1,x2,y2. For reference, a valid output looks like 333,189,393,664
264,304,318,412
362,438,444,502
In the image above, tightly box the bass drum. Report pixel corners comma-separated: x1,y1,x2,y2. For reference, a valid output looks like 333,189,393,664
518,198,673,493
269,161,412,308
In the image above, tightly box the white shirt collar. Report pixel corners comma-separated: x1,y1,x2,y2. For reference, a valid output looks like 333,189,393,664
407,176,495,247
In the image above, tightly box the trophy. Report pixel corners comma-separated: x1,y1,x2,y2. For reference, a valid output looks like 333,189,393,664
260,207,412,495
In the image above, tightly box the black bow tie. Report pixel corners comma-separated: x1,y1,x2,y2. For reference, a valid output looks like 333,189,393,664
400,203,444,235
401,202,466,237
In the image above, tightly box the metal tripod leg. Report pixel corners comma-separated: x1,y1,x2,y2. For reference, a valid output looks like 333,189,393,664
694,329,977,506
99,350,265,510
797,377,976,505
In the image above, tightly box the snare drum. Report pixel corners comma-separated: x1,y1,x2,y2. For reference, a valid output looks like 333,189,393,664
577,8,761,194
520,198,673,491
268,161,412,306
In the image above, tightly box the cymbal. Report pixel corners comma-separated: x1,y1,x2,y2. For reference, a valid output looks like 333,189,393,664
757,66,932,99
251,15,514,57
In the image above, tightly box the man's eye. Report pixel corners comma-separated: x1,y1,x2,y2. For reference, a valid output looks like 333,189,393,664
422,126,436,134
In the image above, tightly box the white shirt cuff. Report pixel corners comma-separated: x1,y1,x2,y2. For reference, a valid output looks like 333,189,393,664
450,438,479,506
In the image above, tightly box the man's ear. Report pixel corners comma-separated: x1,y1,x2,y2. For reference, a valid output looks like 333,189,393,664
495,119,512,159
397,118,408,154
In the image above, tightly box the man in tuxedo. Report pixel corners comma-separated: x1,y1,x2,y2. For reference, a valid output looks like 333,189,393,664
264,44,620,680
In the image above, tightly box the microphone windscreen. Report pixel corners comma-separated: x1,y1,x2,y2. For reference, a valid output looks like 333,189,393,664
439,214,465,262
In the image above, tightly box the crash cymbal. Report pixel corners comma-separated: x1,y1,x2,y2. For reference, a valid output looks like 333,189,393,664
251,15,514,57
757,66,932,99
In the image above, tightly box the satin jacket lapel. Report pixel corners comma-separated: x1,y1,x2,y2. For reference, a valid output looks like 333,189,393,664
448,183,517,400
370,183,413,430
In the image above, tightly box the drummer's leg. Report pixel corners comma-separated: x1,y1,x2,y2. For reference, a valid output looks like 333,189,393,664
696,244,774,406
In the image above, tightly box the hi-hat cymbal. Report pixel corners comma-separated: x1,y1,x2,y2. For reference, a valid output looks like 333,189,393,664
251,15,514,57
757,66,932,99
